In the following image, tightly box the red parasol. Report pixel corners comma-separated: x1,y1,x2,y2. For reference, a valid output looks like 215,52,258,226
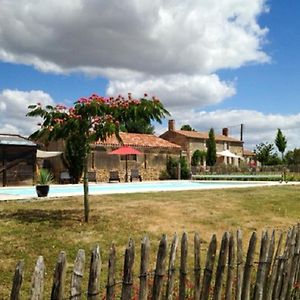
109,146,142,182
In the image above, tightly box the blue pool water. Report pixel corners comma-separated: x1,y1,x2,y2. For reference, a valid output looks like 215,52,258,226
0,180,267,199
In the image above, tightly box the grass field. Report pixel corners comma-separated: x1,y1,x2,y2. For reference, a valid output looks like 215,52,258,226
0,184,299,298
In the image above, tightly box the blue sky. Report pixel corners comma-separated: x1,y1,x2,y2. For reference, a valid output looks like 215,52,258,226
0,0,299,149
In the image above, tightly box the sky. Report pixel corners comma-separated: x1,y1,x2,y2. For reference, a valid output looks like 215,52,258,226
0,0,299,151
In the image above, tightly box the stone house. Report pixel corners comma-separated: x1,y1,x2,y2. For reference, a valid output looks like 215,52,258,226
160,120,244,168
44,132,181,182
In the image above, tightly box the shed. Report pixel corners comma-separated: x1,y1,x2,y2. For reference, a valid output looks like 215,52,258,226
0,134,37,186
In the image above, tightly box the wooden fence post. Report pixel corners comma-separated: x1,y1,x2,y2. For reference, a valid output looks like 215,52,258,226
194,232,201,300
139,237,150,300
152,235,167,300
121,239,135,300
165,233,178,300
225,233,235,300
106,244,116,300
30,256,45,300
200,234,217,300
241,232,257,300
263,230,275,300
87,245,101,300
235,230,243,300
280,226,297,299
213,232,229,300
253,231,270,300
51,251,67,300
179,232,188,300
266,231,283,300
286,225,300,299
273,229,293,299
71,249,86,300
10,260,24,300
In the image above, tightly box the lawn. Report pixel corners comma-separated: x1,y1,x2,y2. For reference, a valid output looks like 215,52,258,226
0,184,299,298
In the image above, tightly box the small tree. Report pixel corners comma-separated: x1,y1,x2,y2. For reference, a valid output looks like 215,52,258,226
275,129,287,161
64,135,85,183
181,124,194,131
191,150,206,166
122,118,155,134
254,142,275,166
206,128,217,166
27,93,169,222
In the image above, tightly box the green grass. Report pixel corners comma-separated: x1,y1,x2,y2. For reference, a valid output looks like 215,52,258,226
0,184,299,298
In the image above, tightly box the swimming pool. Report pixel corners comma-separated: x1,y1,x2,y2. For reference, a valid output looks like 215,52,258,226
0,180,278,200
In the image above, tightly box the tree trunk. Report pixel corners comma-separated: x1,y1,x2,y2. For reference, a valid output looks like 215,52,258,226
83,156,89,222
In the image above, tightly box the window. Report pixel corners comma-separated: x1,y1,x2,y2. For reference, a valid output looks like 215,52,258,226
120,154,137,161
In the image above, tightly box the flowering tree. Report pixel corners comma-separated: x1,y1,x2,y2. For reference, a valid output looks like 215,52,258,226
27,93,169,222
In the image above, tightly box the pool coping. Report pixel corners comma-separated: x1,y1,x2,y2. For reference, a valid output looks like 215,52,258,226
0,180,299,202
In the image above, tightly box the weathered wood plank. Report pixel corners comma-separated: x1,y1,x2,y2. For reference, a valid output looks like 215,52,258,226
253,231,270,300
121,239,135,300
194,232,201,300
152,234,167,300
70,249,85,300
51,251,67,300
139,237,150,300
165,233,178,300
225,233,235,300
10,260,24,300
179,232,188,300
273,229,292,300
106,244,116,300
286,225,300,300
87,245,101,300
200,234,217,300
30,256,45,300
241,232,257,300
280,226,297,300
266,231,283,300
213,232,229,300
235,229,243,300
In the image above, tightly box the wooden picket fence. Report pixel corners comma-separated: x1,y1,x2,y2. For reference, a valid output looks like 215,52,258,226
9,225,300,299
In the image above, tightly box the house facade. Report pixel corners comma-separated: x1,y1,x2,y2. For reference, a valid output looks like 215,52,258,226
44,132,181,182
160,120,244,167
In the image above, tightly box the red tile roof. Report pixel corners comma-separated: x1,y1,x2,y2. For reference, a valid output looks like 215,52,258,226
243,149,255,156
98,132,181,149
175,130,242,143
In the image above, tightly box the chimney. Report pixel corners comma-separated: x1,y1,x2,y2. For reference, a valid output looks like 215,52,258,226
222,128,229,136
168,119,175,131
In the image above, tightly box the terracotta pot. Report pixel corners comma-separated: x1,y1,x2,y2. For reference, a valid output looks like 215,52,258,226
36,185,50,197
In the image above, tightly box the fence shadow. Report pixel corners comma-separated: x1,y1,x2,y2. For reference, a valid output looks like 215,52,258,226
0,208,83,223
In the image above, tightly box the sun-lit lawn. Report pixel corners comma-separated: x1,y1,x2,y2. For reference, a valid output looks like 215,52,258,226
0,184,299,298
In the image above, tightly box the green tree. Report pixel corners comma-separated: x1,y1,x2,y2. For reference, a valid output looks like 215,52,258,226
191,150,206,166
254,142,275,166
206,128,217,166
122,118,155,134
275,129,287,160
285,148,300,165
181,124,194,131
27,93,169,222
63,135,85,183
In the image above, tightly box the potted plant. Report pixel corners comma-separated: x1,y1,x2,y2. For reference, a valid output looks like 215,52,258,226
36,168,54,197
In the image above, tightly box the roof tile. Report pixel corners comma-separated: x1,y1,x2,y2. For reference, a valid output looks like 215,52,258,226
98,132,181,149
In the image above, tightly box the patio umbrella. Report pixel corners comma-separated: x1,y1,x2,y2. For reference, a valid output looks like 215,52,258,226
108,146,142,182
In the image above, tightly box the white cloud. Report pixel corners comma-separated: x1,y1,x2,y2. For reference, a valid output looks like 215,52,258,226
0,89,55,136
0,0,269,109
163,109,300,150
107,74,236,109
